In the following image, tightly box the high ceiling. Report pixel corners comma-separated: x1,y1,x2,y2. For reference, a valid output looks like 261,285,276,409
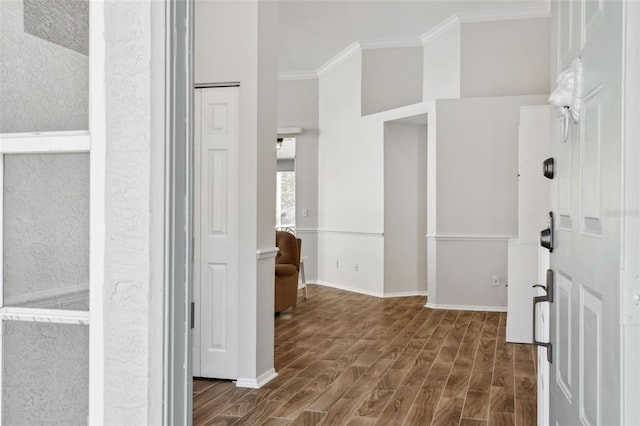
278,0,548,73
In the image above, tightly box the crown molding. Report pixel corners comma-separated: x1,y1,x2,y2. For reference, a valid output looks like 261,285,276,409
300,4,551,79
420,15,460,46
316,36,423,79
317,41,362,79
278,70,318,81
420,5,550,46
359,37,422,50
458,5,551,24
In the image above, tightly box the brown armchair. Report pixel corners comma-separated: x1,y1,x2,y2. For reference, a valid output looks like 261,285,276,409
275,231,301,313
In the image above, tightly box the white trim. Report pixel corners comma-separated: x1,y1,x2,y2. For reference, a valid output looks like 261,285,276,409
0,307,90,324
0,319,3,418
0,131,90,153
317,229,384,237
256,247,279,260
0,156,3,309
506,326,533,344
359,37,422,50
315,280,384,298
236,368,278,389
420,6,550,46
314,281,426,299
458,6,550,24
420,15,460,46
622,1,640,424
317,41,361,78
3,285,89,308
425,302,507,312
383,291,428,298
289,5,551,81
89,0,106,422
425,234,515,242
278,71,318,81
277,127,303,135
295,228,318,234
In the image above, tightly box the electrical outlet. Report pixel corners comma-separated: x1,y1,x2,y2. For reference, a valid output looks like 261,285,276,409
354,263,359,272
302,208,309,217
492,274,500,287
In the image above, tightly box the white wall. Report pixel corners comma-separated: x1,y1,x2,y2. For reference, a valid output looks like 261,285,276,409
417,124,428,294
428,95,548,309
460,18,550,97
277,79,319,281
361,47,423,115
195,0,278,383
317,51,388,294
383,120,428,295
102,1,166,422
422,24,460,100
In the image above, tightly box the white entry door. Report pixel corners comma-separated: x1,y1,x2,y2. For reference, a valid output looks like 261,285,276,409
548,1,623,425
193,87,240,379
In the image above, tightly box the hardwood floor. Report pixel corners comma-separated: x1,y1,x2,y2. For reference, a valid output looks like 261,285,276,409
194,285,537,426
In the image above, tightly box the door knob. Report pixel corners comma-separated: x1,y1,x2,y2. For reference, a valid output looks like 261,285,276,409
540,211,554,252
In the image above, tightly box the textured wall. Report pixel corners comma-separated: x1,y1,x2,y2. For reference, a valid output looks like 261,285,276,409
103,1,152,423
3,153,90,307
0,0,88,133
2,321,89,425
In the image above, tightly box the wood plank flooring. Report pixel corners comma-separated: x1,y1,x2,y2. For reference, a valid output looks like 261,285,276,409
194,285,537,426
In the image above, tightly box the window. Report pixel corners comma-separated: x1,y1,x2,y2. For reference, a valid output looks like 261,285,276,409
276,137,296,229
0,0,104,422
276,171,296,228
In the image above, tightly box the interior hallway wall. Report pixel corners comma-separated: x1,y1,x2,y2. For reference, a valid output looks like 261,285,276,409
317,51,386,296
361,47,423,115
383,120,428,295
429,94,548,309
277,79,319,281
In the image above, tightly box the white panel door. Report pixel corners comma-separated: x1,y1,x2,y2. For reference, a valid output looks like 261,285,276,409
548,1,623,425
193,87,239,379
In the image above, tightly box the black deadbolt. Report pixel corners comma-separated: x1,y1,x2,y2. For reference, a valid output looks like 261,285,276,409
543,157,555,179
540,211,554,252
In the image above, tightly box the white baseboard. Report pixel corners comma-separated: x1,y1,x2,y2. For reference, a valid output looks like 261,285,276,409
236,368,278,389
315,280,383,297
383,291,428,298
314,281,428,299
506,327,533,344
425,302,507,312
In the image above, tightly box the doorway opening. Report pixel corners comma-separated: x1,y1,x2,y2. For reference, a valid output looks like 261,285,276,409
276,137,296,231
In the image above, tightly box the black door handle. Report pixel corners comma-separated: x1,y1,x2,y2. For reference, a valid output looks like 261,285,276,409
532,269,554,363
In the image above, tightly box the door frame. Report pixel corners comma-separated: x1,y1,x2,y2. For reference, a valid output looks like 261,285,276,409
163,0,193,424
621,1,640,424
165,0,640,424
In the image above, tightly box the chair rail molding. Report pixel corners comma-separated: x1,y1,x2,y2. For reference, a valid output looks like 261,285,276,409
426,234,516,242
256,247,279,260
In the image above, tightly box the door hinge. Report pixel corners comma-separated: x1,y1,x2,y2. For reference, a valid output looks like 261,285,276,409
190,301,195,329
